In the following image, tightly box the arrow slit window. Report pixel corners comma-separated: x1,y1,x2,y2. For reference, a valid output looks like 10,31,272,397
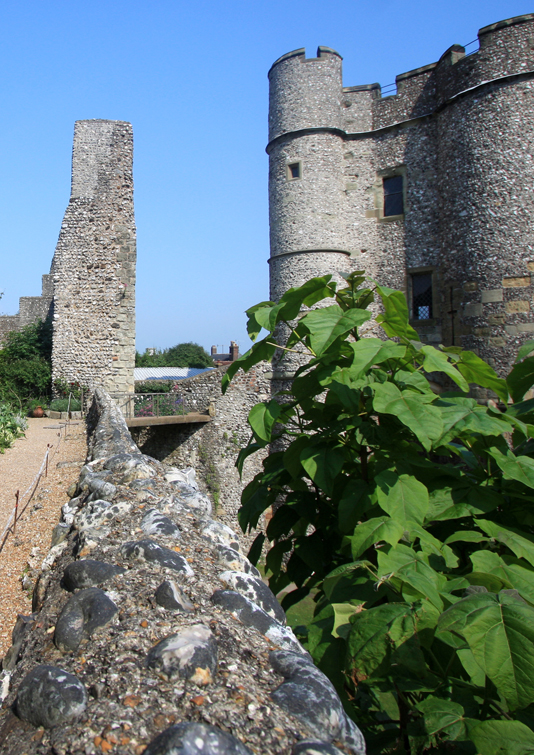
412,272,433,320
383,175,404,217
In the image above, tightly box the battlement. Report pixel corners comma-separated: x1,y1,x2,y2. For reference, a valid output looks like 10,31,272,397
269,14,534,142
268,46,342,78
479,13,534,38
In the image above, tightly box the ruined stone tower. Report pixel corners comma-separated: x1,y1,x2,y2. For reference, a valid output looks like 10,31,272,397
51,120,136,394
268,14,534,379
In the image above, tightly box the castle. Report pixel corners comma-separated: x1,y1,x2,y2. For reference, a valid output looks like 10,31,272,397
267,13,534,378
1,13,533,395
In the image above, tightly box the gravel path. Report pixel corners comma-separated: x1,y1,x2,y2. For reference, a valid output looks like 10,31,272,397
0,418,87,656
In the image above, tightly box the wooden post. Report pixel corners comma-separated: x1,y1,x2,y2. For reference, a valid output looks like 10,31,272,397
45,444,50,477
13,490,19,535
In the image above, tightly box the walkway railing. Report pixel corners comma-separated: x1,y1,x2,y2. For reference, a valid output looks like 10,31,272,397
110,392,189,420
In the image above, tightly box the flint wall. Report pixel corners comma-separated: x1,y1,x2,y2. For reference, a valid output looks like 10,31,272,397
0,389,365,755
130,364,272,530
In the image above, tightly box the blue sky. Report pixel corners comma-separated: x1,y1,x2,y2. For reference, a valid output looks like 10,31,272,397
0,0,530,355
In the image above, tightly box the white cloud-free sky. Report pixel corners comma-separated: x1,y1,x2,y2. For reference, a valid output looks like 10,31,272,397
0,0,530,354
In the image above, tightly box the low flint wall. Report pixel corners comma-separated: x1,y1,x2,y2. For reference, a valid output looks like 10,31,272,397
0,388,365,755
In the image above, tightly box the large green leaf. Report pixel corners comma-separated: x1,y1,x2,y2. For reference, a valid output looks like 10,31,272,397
248,400,283,443
437,592,534,709
373,382,443,451
469,719,534,754
302,305,371,357
375,286,420,341
332,603,362,639
375,471,429,525
444,530,488,545
516,340,534,364
347,602,417,679
395,368,434,394
221,336,277,393
349,338,406,378
245,300,275,340
409,524,459,569
433,399,475,443
349,516,404,559
277,275,336,321
507,356,534,403
337,480,372,534
377,544,444,610
236,442,265,477
477,520,534,568
471,550,534,605
489,448,534,489
253,301,285,332
300,445,345,496
454,350,509,402
415,696,467,741
419,344,469,392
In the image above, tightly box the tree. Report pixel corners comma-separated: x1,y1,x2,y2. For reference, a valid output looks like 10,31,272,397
0,320,52,405
223,272,534,754
136,342,213,369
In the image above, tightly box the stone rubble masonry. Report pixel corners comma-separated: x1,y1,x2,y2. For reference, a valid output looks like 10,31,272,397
268,14,534,379
0,275,53,345
51,120,136,395
0,122,136,398
0,389,365,755
130,363,272,535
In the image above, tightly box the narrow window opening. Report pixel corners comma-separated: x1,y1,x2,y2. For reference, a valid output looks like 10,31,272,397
412,272,433,320
288,162,301,180
383,175,404,216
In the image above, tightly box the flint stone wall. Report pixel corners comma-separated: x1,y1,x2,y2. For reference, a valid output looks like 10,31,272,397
51,120,136,395
131,364,271,530
0,388,365,755
0,275,54,345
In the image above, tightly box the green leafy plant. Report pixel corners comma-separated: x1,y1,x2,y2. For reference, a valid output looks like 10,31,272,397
52,378,87,400
49,398,82,412
0,403,27,452
134,380,172,394
0,320,52,406
223,272,534,754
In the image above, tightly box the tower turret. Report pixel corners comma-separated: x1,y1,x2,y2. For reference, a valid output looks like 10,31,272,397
267,47,352,302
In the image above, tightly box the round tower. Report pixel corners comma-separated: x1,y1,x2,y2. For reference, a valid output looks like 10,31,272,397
267,47,352,303
434,14,534,377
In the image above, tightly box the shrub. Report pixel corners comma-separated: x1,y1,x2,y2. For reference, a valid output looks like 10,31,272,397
49,398,82,412
0,320,52,406
134,380,171,394
0,403,27,452
224,272,534,754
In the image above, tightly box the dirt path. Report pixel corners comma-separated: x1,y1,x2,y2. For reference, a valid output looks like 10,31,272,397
0,418,87,656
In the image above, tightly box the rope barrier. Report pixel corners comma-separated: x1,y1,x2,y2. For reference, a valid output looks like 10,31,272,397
0,415,72,554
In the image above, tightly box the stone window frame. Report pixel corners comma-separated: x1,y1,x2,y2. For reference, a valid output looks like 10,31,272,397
286,161,302,181
407,266,438,324
373,165,407,222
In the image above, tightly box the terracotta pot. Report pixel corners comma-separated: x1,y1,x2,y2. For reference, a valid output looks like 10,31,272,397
32,406,44,418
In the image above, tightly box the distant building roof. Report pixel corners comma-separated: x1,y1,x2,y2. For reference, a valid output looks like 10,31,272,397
134,367,214,381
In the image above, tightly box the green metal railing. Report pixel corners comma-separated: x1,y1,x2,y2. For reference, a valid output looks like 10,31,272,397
110,392,188,419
